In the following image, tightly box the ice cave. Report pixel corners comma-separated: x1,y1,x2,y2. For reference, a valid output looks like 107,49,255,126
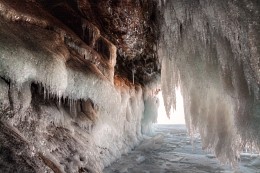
0,0,259,172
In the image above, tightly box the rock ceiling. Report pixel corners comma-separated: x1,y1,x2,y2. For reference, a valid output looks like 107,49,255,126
38,0,160,85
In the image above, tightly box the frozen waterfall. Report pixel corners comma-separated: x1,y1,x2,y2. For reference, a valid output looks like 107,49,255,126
159,0,260,164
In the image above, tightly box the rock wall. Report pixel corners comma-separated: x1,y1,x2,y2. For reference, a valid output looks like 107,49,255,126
0,78,145,172
0,0,158,172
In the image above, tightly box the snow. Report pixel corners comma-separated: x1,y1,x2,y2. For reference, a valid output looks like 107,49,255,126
104,125,260,173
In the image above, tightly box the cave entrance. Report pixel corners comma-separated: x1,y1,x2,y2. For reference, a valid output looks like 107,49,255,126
157,87,185,124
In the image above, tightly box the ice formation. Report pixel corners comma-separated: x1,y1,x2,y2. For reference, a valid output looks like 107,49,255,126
159,0,260,164
0,0,146,172
0,0,259,172
142,84,160,135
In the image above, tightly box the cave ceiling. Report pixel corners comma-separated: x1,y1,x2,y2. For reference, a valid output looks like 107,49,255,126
37,0,160,85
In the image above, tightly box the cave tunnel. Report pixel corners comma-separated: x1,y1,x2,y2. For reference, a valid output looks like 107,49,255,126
0,0,259,172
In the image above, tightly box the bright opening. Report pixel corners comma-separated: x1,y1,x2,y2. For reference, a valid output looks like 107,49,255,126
157,87,185,124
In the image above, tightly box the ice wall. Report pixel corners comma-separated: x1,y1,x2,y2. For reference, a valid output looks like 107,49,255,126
0,1,146,172
159,0,260,164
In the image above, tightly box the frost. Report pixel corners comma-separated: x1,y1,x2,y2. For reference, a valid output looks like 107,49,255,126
0,78,9,108
159,0,260,164
136,155,145,164
0,4,144,172
137,134,164,152
0,17,121,115
249,157,260,169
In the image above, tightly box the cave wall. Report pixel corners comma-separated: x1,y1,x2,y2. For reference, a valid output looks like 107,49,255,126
0,0,159,172
0,77,144,172
1,0,259,171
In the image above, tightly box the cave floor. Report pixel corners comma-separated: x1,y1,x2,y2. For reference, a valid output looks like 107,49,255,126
104,124,260,173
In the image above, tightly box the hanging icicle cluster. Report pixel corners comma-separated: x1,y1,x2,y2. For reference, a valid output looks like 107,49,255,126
159,0,260,164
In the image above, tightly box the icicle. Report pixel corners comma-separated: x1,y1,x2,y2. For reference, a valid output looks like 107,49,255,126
132,68,136,85
158,0,260,164
81,18,87,40
43,84,46,100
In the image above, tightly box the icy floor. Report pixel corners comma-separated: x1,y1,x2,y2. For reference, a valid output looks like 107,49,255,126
104,124,260,173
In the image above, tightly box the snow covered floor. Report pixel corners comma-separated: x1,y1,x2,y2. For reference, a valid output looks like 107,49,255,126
104,124,260,173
